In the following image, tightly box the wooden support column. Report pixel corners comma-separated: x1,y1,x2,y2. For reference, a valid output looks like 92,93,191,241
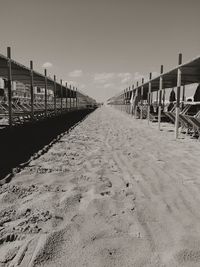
69,85,72,109
131,84,134,115
30,60,34,119
76,88,78,109
53,75,57,113
123,89,125,112
60,79,63,112
158,65,163,130
134,82,139,118
175,53,182,139
140,78,144,119
73,86,75,108
128,86,130,114
7,47,12,127
44,69,47,117
65,82,68,111
147,72,152,125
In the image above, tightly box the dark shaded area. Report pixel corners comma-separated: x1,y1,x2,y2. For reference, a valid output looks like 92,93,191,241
0,108,96,180
193,84,200,101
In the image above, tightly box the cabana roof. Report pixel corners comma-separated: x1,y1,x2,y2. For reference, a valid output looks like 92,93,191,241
110,55,200,100
0,53,71,93
136,55,200,94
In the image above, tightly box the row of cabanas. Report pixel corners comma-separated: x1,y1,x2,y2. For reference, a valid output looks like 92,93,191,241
0,47,96,127
107,53,200,139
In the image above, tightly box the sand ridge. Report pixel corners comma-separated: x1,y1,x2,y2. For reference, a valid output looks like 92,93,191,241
0,106,200,266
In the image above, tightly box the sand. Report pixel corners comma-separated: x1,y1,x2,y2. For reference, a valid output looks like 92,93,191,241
0,106,200,267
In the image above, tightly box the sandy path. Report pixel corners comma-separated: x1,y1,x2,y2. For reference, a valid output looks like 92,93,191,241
0,106,200,267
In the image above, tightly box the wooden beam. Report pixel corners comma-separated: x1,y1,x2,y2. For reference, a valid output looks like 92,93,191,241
147,72,152,124
7,47,12,127
65,82,68,111
30,60,34,119
44,69,47,116
175,53,182,139
60,79,63,112
76,88,78,109
54,75,57,113
69,84,72,109
134,82,139,118
158,65,163,130
140,78,144,119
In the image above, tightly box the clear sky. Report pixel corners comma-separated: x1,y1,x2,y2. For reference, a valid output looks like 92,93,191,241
0,0,200,102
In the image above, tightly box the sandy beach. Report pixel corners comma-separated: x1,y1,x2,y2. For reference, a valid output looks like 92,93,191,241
0,106,200,267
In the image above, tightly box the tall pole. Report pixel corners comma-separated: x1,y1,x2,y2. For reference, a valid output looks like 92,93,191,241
147,72,152,125
131,84,134,115
30,60,34,119
7,47,12,127
65,82,68,111
140,78,144,119
175,53,182,139
135,82,139,118
53,75,57,113
181,85,185,111
72,86,75,109
60,79,63,112
76,88,78,109
44,69,47,117
158,65,163,130
128,86,131,114
69,85,72,110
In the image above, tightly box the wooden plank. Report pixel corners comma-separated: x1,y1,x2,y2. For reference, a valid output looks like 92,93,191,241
7,47,12,127
175,53,182,139
30,60,34,118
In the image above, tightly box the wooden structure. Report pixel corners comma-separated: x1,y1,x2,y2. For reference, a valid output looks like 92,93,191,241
107,54,200,139
0,47,96,127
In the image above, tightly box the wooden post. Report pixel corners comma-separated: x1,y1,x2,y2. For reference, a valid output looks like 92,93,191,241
60,79,63,112
158,65,163,130
123,89,125,112
30,60,34,119
140,78,144,119
134,82,139,118
65,82,68,111
7,47,12,127
128,86,130,114
181,84,185,111
69,85,72,109
53,75,57,113
44,69,47,116
76,88,78,109
72,86,75,109
131,84,134,115
175,53,182,139
147,72,152,125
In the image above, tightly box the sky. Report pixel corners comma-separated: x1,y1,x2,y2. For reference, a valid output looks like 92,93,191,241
0,0,200,102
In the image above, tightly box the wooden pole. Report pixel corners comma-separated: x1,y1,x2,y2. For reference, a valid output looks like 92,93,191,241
72,86,75,109
140,78,144,119
131,84,134,115
7,47,12,127
129,89,130,113
44,69,47,117
158,65,163,130
175,53,182,139
181,85,185,111
147,72,152,125
65,82,68,111
60,79,63,112
53,75,57,113
134,82,139,118
69,85,72,109
30,60,34,119
76,88,78,109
